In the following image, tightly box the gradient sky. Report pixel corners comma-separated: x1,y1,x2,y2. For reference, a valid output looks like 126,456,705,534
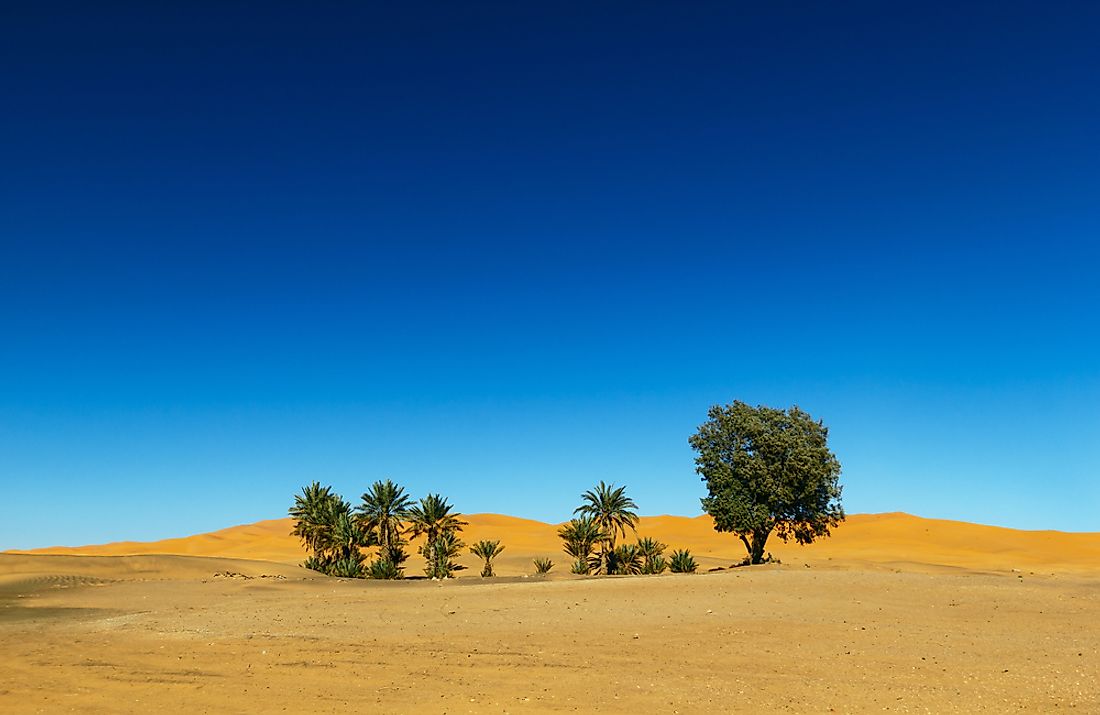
2,2,1098,548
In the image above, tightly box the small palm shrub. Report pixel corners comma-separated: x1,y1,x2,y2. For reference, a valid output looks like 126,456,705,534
637,537,668,574
374,541,409,578
302,555,331,574
606,544,642,575
669,549,697,573
470,540,505,577
533,557,554,574
558,516,604,575
368,557,401,580
327,554,367,578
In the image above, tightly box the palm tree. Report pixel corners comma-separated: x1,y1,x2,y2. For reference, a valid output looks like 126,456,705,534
470,540,505,577
636,536,668,574
574,481,639,574
607,543,643,575
407,494,468,578
407,493,467,543
426,530,466,579
669,549,698,573
290,482,343,557
289,482,370,577
357,479,413,576
557,516,605,575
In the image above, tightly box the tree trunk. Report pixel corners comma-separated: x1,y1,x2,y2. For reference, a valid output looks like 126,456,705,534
750,528,769,564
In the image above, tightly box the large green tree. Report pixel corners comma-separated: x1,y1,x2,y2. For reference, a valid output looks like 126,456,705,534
689,401,844,565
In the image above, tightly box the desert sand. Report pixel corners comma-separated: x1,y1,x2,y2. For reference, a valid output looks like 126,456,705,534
2,514,1098,712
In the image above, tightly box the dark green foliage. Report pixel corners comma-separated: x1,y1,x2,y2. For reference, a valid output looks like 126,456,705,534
407,494,467,546
690,402,844,565
302,555,330,574
290,482,372,577
407,495,467,579
357,479,413,578
327,553,367,578
374,540,410,579
606,544,642,575
470,539,504,577
329,510,371,560
368,557,401,580
290,482,351,556
533,557,554,574
636,537,668,574
574,482,639,574
668,549,697,573
557,516,605,575
424,529,466,579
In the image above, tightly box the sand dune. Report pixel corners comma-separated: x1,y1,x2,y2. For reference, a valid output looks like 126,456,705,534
8,511,1100,575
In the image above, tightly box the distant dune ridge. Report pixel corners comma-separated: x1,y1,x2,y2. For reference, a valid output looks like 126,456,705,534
7,512,1099,575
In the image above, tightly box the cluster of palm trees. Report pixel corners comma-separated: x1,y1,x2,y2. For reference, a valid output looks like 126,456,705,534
290,480,467,579
291,478,698,579
557,481,698,575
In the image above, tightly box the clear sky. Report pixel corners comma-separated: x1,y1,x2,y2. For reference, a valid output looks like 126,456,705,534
2,2,1098,548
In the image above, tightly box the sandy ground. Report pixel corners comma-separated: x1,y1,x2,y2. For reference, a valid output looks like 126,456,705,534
2,516,1099,713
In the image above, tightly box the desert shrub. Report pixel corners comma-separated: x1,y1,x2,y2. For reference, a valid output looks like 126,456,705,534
373,541,409,578
368,557,401,580
533,557,554,574
669,549,697,573
327,553,367,578
558,516,604,575
606,544,642,575
637,537,668,574
302,555,332,574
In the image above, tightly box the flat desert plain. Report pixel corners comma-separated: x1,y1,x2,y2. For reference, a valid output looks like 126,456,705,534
3,513,1099,713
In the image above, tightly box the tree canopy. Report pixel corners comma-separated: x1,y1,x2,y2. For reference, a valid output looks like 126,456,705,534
689,401,844,564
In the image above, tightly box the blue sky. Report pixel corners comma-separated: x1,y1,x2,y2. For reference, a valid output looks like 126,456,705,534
2,2,1098,548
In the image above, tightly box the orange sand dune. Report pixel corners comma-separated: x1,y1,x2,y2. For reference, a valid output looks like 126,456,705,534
9,512,1099,575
